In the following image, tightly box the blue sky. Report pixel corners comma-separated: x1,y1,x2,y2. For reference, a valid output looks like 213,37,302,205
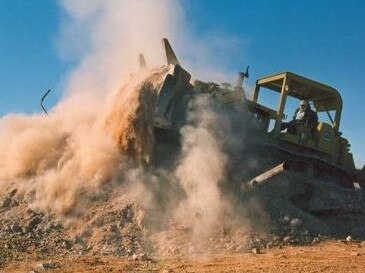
0,0,364,167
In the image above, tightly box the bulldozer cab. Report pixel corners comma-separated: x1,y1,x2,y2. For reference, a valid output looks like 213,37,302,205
251,72,342,133
246,72,354,170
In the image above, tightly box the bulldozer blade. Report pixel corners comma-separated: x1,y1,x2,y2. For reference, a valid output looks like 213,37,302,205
162,38,180,66
154,64,192,128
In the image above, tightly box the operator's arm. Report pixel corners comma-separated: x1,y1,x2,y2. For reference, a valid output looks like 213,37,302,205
292,108,299,120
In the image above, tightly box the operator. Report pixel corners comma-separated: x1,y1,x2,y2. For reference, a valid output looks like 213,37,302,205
280,100,318,134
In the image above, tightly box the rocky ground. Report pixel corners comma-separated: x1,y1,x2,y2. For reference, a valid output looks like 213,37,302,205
1,167,365,272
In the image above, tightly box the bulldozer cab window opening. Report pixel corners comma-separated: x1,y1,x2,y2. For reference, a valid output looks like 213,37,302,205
254,86,281,133
277,96,302,133
256,87,280,112
284,96,301,122
317,110,336,128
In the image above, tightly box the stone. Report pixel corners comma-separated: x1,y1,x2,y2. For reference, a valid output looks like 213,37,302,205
1,197,11,209
46,223,62,232
289,218,302,229
266,242,274,249
25,216,42,233
38,261,61,270
283,216,291,224
251,247,261,254
61,240,72,250
9,188,17,197
27,209,36,215
346,236,353,242
10,223,22,233
140,253,148,261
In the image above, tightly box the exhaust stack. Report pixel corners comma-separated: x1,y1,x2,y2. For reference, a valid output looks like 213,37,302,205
235,66,249,98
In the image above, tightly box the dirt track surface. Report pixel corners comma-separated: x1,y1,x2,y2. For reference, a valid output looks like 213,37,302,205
2,241,365,273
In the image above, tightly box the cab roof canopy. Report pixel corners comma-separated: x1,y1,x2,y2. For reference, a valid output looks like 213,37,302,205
257,72,342,113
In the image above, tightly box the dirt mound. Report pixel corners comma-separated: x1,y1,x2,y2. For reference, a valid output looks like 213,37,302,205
1,165,365,268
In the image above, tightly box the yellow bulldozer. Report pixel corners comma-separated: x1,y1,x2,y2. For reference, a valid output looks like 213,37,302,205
245,72,361,187
148,38,365,188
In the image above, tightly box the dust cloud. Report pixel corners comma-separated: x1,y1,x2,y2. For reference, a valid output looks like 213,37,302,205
0,0,249,247
174,96,229,238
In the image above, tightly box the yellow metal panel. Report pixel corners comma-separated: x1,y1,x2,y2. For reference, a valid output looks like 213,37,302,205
316,122,339,156
273,77,288,136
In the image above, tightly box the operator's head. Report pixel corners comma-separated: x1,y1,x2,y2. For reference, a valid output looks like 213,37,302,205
299,100,308,110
